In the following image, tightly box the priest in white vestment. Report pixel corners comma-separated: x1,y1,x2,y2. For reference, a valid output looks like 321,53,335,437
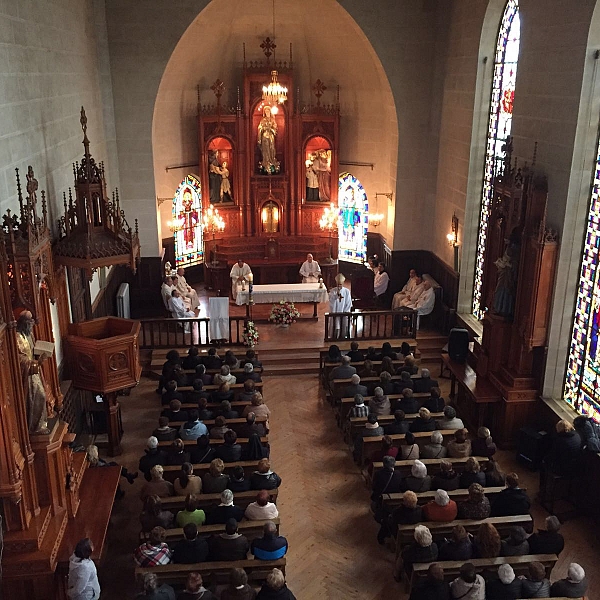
161,276,175,310
169,289,199,343
397,276,426,308
230,260,253,301
392,269,418,309
329,273,352,339
408,282,435,315
299,253,321,283
176,267,200,308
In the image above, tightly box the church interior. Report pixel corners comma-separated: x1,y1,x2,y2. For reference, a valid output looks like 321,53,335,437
2,0,600,598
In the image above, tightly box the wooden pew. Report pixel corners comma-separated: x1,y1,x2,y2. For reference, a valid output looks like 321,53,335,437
321,359,410,380
382,486,519,509
337,393,430,422
180,401,251,412
176,382,264,394
142,518,280,544
330,374,422,400
359,430,457,466
318,338,417,369
371,456,491,479
167,416,268,434
162,460,262,481
136,558,286,587
397,514,533,554
346,412,444,440
410,554,557,591
157,436,269,449
160,489,279,513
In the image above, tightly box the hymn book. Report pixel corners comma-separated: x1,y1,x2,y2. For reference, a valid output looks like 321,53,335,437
33,340,55,359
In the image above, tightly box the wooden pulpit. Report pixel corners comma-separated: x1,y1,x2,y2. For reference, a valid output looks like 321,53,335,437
66,317,141,455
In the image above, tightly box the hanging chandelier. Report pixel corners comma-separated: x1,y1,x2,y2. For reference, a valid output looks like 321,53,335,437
262,70,288,106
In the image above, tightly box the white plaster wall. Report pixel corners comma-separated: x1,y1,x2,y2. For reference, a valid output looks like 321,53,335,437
0,0,119,230
152,0,398,247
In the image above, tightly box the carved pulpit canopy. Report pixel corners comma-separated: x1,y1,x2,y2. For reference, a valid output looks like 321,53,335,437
54,107,140,280
1,165,55,314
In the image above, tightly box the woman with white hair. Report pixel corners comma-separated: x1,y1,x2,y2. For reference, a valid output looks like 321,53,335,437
410,407,437,433
403,460,432,493
369,387,391,417
549,562,588,597
422,489,458,522
399,525,438,576
422,430,447,459
484,563,522,599
256,567,297,600
205,489,245,524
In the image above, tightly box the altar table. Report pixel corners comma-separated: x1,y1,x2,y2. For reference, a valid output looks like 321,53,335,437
236,282,329,318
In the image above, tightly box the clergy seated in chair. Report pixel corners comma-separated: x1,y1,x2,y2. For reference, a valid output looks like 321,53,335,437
406,281,435,326
161,276,175,312
299,253,321,283
393,275,424,309
175,267,200,310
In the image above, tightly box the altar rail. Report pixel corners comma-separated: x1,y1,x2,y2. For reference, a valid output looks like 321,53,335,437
324,309,417,342
139,317,247,349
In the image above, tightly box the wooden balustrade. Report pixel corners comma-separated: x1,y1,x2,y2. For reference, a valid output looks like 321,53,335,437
139,316,248,349
324,309,417,342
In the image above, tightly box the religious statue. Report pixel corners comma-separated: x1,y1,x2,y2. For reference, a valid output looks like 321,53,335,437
492,230,521,319
16,311,49,434
257,106,280,174
209,151,222,204
305,158,319,201
219,161,232,202
315,150,331,201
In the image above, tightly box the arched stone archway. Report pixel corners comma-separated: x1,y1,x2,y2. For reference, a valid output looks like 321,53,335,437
151,0,398,249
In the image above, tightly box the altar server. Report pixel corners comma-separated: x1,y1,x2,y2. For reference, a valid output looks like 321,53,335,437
230,259,253,302
176,267,200,309
299,253,321,283
329,273,352,339
373,263,390,302
161,276,175,310
392,269,418,308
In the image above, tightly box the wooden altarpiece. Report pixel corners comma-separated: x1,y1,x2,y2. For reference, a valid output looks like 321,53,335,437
473,141,559,445
197,40,340,284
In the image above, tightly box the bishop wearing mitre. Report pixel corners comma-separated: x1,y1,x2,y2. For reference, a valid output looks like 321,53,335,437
230,259,253,302
299,253,322,283
176,267,200,309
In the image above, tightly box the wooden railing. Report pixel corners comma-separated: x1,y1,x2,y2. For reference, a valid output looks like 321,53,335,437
324,309,417,342
139,316,248,349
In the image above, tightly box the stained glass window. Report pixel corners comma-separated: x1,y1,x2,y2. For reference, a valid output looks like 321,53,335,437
564,140,600,423
337,172,368,264
173,174,203,268
472,0,520,319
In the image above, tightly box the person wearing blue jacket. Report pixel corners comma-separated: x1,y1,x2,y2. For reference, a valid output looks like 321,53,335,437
178,409,208,440
251,521,288,560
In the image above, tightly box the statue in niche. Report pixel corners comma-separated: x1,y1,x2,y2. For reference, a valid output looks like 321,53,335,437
305,158,319,201
219,161,232,202
315,150,331,201
16,310,49,434
208,151,222,204
257,106,280,174
492,228,521,319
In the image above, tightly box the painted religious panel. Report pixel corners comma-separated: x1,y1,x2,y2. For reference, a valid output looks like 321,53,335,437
337,172,368,265
208,137,233,204
173,174,204,268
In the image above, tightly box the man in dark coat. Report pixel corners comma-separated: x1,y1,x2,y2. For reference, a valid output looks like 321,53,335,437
342,374,368,399
549,563,588,598
527,515,564,556
329,355,357,380
413,368,439,394
371,455,404,502
384,410,410,435
491,472,531,516
409,563,450,600
172,523,209,564
203,347,223,370
138,437,168,481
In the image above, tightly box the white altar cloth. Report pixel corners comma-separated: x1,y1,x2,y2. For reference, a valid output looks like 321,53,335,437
235,282,329,305
209,297,230,340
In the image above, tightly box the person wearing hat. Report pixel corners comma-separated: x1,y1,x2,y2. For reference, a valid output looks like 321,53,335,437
329,273,352,339
423,489,458,522
138,436,168,481
549,562,588,597
230,259,252,302
484,564,522,599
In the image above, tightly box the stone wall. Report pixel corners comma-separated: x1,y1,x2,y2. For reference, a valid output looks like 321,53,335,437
0,0,119,230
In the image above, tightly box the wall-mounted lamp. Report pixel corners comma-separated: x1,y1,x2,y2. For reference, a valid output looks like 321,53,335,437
375,192,394,203
370,193,393,228
447,212,459,271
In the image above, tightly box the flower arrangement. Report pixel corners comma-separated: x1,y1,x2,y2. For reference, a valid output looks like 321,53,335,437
269,300,301,326
242,321,259,347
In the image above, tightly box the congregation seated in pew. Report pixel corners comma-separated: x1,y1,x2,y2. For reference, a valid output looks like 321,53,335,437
435,406,464,430
176,494,207,528
141,465,174,501
457,484,491,520
167,439,191,466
